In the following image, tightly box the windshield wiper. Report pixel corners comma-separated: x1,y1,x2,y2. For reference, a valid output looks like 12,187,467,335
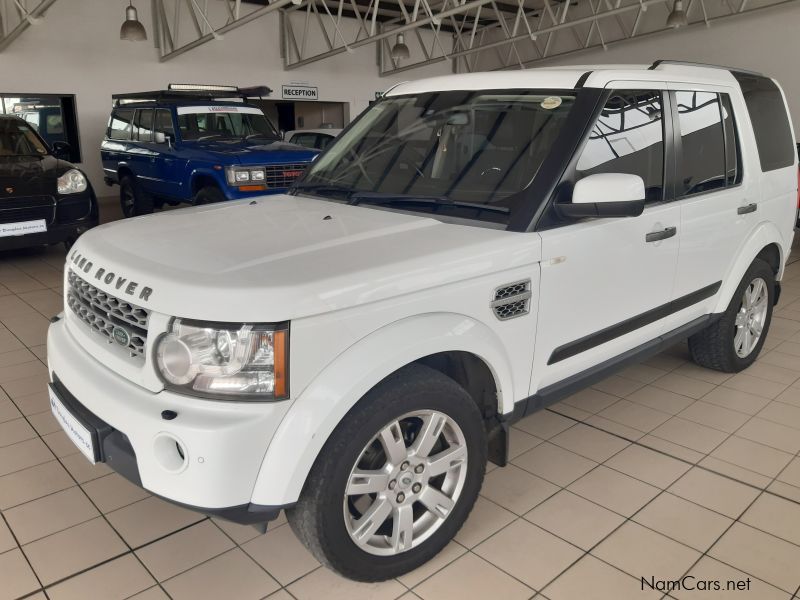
291,181,353,198
348,192,510,214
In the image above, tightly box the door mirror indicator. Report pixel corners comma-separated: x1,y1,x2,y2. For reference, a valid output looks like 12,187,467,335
558,173,646,218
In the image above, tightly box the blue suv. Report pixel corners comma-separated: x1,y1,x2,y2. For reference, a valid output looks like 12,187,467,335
101,85,318,217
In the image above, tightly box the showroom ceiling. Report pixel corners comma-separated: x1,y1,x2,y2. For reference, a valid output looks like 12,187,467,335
2,0,797,74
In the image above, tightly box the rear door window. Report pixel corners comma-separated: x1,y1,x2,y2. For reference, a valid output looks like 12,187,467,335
674,91,727,196
576,90,665,202
732,72,795,172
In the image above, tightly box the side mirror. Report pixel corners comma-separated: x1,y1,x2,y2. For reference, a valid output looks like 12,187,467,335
154,131,174,146
558,173,646,218
51,141,71,160
280,130,286,140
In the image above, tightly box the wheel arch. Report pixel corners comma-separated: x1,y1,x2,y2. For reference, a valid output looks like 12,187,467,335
250,312,516,507
713,222,787,314
116,165,134,181
189,169,225,195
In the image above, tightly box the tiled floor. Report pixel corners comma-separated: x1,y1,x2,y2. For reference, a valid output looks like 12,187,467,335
3,203,800,599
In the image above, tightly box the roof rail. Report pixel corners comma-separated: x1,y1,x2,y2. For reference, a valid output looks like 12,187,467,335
111,85,272,105
648,59,763,76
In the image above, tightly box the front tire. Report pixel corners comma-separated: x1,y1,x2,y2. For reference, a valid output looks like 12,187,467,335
689,258,774,372
194,186,226,205
287,364,487,581
119,176,154,218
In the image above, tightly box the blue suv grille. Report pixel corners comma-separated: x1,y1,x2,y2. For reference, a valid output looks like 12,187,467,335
265,163,308,189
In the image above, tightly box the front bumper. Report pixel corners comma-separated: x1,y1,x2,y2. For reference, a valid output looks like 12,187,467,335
0,218,98,251
47,317,294,523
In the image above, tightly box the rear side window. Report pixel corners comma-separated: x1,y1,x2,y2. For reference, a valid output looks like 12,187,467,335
108,109,134,141
576,90,665,202
674,91,726,196
732,72,794,171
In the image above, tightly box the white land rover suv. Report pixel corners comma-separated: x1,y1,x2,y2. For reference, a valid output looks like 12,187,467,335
48,61,797,581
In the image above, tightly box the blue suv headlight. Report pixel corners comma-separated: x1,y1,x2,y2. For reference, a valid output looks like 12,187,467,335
226,166,267,187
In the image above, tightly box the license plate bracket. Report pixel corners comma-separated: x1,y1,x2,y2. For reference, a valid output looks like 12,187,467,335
48,383,105,464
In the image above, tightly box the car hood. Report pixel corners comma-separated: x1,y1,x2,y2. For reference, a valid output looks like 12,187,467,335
181,139,317,164
68,195,540,322
0,155,67,197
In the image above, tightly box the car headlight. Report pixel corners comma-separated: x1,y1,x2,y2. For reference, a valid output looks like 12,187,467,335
155,319,288,400
225,166,268,187
57,169,87,195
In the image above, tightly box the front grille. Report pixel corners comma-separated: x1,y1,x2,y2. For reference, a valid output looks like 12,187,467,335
66,270,149,358
491,280,532,321
0,196,55,224
265,163,308,189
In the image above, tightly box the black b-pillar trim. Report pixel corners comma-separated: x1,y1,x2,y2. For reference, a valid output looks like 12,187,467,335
548,281,722,365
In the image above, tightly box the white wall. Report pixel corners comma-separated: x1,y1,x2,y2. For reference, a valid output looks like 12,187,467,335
0,0,451,189
522,2,800,135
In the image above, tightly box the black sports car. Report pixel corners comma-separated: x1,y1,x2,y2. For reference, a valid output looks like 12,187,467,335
0,115,98,251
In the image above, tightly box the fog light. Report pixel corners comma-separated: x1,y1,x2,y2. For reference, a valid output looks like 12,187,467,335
153,433,189,473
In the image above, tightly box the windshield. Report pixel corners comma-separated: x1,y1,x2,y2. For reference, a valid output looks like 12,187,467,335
299,90,576,225
0,118,48,157
177,107,279,142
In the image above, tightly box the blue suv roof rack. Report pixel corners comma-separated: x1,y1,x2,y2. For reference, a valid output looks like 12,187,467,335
112,85,272,106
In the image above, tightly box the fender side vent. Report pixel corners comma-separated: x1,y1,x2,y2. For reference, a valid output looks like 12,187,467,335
491,280,532,321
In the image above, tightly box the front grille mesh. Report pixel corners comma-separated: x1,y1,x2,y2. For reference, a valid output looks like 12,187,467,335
0,196,55,224
66,270,149,358
491,280,532,321
265,163,308,189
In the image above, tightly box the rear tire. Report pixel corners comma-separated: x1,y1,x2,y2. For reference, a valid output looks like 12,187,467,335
194,186,226,205
287,363,486,582
119,176,154,218
689,258,774,372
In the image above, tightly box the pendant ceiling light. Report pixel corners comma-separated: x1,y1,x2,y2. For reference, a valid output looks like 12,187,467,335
666,0,689,28
120,1,147,41
390,33,410,60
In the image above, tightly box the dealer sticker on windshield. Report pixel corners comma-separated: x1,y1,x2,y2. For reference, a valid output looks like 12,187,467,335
540,96,563,110
0,219,46,238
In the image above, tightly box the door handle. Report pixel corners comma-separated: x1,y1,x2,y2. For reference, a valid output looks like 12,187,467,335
646,226,677,243
737,203,757,215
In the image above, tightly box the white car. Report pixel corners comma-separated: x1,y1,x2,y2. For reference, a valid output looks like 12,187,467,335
284,128,342,150
47,61,797,581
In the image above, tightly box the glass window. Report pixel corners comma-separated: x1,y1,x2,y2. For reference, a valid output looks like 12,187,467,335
732,72,794,172
0,94,81,161
292,133,320,148
135,109,154,142
154,109,174,141
720,94,741,186
576,90,664,202
675,91,727,196
108,109,134,140
0,118,48,156
302,90,577,223
319,134,335,149
177,110,279,142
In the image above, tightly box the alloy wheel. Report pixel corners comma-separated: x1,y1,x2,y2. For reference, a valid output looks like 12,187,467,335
343,410,468,556
734,276,768,358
